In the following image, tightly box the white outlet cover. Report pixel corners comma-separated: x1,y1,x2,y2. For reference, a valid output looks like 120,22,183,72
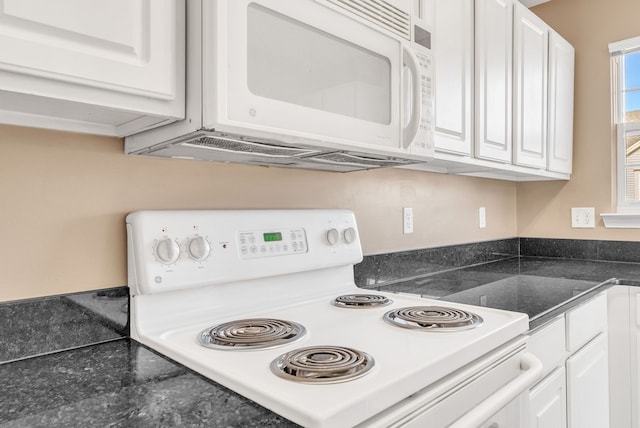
403,207,413,234
571,207,595,228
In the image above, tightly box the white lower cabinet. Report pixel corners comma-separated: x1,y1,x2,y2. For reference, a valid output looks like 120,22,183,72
634,291,640,428
527,284,640,428
528,367,567,428
525,292,609,428
566,333,610,428
608,285,640,428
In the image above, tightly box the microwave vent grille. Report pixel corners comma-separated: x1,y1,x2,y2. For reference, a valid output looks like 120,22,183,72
311,152,418,167
326,0,410,40
184,137,321,158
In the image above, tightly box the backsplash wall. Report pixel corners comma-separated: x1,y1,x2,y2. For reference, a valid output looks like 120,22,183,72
0,125,516,302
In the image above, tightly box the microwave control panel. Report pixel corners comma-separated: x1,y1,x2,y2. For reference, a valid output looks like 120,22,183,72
411,24,434,155
415,49,434,154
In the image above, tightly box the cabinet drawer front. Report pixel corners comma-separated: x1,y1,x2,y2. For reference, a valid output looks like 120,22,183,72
565,292,607,353
528,316,567,378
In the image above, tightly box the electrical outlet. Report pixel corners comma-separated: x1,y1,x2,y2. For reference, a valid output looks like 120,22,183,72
479,207,487,228
403,207,413,234
571,207,595,228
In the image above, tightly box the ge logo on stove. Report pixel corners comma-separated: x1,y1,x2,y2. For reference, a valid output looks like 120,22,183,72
155,276,162,284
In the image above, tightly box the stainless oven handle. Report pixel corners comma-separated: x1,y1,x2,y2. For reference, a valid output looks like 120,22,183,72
448,353,543,428
402,46,422,149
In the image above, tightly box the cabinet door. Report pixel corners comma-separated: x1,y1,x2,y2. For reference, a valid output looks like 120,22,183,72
0,0,177,100
0,0,184,136
547,31,575,174
513,2,548,169
566,333,610,428
634,291,640,428
432,0,473,155
475,0,513,163
607,286,633,428
529,367,567,428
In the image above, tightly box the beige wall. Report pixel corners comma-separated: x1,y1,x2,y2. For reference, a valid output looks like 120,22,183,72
5,0,636,302
518,0,640,239
0,125,516,302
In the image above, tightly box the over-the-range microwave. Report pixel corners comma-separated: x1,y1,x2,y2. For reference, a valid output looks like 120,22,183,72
125,0,435,172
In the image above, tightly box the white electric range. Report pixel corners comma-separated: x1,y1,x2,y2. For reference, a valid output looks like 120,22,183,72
126,209,541,428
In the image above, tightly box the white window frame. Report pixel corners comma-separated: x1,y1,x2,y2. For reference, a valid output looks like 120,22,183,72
615,123,640,213
602,36,640,227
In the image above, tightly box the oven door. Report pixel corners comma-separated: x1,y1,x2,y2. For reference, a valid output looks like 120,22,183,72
205,0,428,157
360,338,543,428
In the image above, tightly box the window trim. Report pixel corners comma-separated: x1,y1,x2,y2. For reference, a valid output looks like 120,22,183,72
609,36,640,56
602,37,640,227
615,122,640,213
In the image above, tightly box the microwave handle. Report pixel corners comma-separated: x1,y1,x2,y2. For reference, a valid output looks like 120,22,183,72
402,47,422,149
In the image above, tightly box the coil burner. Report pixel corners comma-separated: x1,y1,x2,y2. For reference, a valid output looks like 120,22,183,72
199,318,306,350
271,346,375,384
383,306,483,331
331,293,392,308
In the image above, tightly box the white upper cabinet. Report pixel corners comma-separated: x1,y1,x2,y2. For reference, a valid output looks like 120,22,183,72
420,0,575,181
474,0,513,163
0,0,185,137
547,31,575,174
431,0,474,156
513,2,549,169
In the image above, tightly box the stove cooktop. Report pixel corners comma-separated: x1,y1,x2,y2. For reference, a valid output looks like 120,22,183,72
143,288,526,428
126,210,529,428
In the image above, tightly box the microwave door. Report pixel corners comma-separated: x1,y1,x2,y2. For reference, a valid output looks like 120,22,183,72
209,0,404,152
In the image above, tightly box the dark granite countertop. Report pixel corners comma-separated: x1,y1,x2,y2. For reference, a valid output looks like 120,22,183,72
363,256,640,328
3,256,640,427
0,339,297,428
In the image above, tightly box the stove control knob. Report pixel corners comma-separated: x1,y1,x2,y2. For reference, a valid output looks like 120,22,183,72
154,238,180,264
343,227,357,244
326,228,339,246
187,236,210,261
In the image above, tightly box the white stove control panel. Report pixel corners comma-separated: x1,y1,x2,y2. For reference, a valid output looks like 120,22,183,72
238,228,307,259
126,209,362,295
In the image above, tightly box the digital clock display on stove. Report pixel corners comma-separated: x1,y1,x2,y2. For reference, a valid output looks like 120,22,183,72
263,232,283,242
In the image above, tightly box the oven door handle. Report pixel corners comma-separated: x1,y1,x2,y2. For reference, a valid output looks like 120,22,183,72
448,353,543,428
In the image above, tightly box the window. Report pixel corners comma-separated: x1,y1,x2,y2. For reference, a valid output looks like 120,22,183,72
610,37,640,213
